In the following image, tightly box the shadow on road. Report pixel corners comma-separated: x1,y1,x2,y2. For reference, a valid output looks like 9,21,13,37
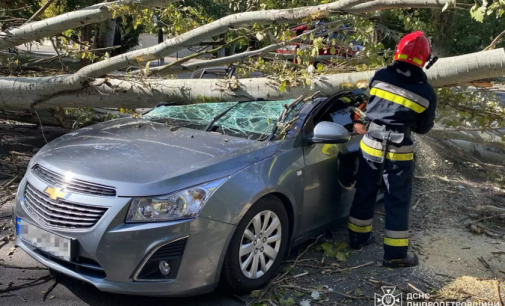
57,273,243,306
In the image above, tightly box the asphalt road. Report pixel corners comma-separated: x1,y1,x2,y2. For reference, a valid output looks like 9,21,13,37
0,211,243,306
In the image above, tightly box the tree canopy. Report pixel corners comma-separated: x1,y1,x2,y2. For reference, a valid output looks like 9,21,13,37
0,0,504,134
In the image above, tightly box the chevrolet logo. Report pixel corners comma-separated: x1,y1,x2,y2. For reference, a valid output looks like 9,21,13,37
44,186,70,200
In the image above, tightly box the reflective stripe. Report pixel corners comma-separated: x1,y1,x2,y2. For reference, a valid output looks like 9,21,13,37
384,237,409,247
341,97,351,102
413,57,423,66
397,54,424,66
360,140,414,161
370,88,426,113
397,54,408,60
348,222,372,233
384,230,409,239
349,216,373,226
362,135,414,153
371,81,430,109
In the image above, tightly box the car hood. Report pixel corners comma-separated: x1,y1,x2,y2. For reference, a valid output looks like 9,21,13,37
30,118,278,196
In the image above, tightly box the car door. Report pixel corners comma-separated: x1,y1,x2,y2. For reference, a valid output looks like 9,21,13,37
300,97,361,233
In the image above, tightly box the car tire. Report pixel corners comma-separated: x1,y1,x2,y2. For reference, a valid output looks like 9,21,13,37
220,195,289,294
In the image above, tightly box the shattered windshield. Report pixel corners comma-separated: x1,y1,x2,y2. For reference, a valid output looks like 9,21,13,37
143,99,302,140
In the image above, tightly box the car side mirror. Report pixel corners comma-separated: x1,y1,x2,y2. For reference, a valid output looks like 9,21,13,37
310,121,350,144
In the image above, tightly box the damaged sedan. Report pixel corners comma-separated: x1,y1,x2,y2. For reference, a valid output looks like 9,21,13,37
13,91,365,296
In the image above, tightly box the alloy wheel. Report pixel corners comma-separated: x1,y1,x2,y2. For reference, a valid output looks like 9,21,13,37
239,210,282,279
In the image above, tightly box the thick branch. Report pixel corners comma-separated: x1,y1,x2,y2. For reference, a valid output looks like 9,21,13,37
149,27,326,75
1,49,503,110
66,0,448,84
0,0,176,50
66,0,377,84
148,36,245,76
25,0,56,24
345,0,446,13
484,29,505,51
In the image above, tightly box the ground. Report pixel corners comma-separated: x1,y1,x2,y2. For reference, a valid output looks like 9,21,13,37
0,122,504,306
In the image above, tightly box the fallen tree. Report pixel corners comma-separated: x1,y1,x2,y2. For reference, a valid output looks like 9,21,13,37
0,0,504,148
1,48,504,110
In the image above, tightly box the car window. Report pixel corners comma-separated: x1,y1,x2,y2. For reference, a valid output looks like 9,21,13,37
310,96,355,133
143,100,301,140
200,72,229,79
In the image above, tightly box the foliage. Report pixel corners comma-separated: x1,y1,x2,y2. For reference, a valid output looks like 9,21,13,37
436,88,505,130
1,0,505,131
316,241,349,262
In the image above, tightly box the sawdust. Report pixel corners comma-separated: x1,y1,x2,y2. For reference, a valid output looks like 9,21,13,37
439,276,505,303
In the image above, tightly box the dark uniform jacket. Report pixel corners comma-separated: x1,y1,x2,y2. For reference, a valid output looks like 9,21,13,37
366,61,437,134
360,61,437,163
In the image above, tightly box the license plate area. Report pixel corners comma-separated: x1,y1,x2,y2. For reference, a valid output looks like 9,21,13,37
17,217,76,261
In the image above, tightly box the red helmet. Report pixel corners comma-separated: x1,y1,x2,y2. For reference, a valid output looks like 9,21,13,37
394,31,431,68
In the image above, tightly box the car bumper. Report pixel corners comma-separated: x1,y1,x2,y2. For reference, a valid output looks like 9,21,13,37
14,173,236,297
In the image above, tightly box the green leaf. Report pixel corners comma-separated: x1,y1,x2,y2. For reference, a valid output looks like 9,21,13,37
279,81,287,93
330,47,336,55
320,242,333,252
286,297,296,306
249,290,261,298
336,252,347,262
294,291,305,297
337,242,348,251
470,5,485,23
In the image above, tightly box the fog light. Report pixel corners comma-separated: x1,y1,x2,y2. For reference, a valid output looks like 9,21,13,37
159,261,170,276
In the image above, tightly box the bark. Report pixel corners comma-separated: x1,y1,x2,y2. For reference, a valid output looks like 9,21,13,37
445,139,505,165
346,0,447,13
66,0,373,84
0,48,503,110
149,29,320,75
94,20,117,50
80,25,93,68
429,128,505,148
0,108,128,127
66,0,449,85
0,0,176,50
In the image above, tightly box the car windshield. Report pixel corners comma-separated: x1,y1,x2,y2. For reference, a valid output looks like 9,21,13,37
143,99,303,141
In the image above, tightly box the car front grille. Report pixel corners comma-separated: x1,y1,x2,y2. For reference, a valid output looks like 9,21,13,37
23,183,108,230
32,165,116,197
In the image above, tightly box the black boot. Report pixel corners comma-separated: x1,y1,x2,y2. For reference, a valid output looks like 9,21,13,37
350,233,375,250
383,253,419,268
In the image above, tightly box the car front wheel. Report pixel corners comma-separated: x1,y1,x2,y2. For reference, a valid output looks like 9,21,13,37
221,195,289,293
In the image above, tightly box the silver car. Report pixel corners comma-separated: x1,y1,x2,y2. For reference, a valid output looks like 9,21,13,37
13,92,363,296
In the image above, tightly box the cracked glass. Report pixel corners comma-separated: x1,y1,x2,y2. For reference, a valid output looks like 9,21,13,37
143,100,302,140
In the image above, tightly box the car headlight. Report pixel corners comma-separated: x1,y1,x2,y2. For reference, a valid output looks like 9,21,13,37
125,177,227,223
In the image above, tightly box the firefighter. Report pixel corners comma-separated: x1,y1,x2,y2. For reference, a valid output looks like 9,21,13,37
348,31,437,268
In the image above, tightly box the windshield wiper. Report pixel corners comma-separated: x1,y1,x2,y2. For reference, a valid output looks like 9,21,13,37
204,99,264,132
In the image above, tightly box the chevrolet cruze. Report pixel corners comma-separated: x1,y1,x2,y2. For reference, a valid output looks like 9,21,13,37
14,92,363,296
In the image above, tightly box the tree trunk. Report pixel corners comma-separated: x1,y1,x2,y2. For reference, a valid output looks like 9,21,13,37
94,19,116,50
0,49,503,110
0,0,174,50
429,128,505,148
79,25,93,68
